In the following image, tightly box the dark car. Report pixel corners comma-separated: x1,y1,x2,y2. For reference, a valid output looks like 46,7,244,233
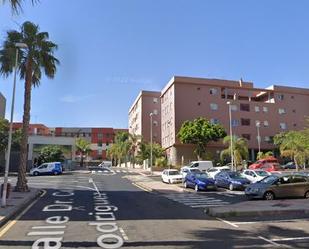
215,171,250,191
184,172,217,192
282,162,296,170
245,174,309,200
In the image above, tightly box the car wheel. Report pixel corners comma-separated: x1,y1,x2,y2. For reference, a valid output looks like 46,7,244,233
304,191,309,199
53,171,58,175
33,171,39,176
229,184,234,191
195,184,199,192
184,181,188,188
264,191,275,200
168,179,171,184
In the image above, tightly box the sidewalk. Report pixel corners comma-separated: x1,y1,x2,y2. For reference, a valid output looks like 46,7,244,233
206,198,309,217
0,188,41,227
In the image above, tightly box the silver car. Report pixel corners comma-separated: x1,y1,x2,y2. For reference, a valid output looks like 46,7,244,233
245,174,309,200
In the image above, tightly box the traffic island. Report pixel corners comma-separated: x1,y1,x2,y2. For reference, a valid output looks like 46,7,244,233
205,198,309,218
0,188,41,228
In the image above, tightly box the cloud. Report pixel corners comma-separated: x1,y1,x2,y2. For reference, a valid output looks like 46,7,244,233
60,94,94,103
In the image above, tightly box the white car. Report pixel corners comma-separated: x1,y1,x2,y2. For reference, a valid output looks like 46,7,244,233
241,169,271,183
180,167,201,178
161,169,183,184
206,166,230,179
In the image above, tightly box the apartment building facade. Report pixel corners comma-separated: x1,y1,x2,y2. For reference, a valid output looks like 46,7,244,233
13,123,51,136
161,76,309,165
0,92,6,118
129,91,161,144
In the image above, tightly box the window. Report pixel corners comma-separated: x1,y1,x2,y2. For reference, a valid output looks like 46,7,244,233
280,123,287,130
241,118,251,126
254,106,260,112
232,119,239,127
210,118,219,124
210,103,218,110
263,121,269,127
263,106,268,113
277,94,284,100
153,98,158,103
230,105,238,111
153,120,158,126
278,108,286,114
98,133,103,139
240,103,250,112
153,109,158,115
210,88,218,95
264,136,270,142
242,134,251,140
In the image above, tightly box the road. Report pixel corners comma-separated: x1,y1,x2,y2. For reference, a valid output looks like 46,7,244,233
0,168,309,248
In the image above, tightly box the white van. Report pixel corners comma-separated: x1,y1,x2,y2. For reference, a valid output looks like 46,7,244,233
188,161,213,172
98,161,112,168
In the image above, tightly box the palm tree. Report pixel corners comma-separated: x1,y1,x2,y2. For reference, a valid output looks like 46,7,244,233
75,138,91,167
128,133,141,168
2,0,38,13
220,136,249,170
0,21,59,191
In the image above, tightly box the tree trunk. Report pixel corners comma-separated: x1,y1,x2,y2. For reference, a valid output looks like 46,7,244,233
294,155,299,172
80,153,84,167
15,60,32,192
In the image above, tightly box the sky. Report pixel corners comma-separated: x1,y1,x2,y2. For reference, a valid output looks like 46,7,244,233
0,0,309,128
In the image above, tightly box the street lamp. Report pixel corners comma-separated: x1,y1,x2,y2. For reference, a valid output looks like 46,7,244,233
149,112,153,175
226,101,234,171
256,121,261,155
1,42,28,207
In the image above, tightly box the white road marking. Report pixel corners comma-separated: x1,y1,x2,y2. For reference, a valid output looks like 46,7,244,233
233,219,309,225
119,227,129,241
216,218,239,228
191,203,230,208
89,178,101,196
116,170,120,173
272,236,309,242
258,236,281,247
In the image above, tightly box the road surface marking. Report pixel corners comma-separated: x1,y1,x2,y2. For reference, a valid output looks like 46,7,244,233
0,190,44,238
233,218,309,225
132,183,151,192
258,236,281,247
89,178,101,196
119,227,129,241
216,218,239,228
272,236,309,242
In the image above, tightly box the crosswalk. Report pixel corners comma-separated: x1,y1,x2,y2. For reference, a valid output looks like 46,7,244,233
90,169,136,175
163,193,232,208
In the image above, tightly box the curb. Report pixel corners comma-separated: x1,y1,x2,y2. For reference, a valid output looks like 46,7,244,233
0,189,42,228
205,207,309,218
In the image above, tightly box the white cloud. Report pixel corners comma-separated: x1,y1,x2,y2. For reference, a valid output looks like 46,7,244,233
60,94,94,103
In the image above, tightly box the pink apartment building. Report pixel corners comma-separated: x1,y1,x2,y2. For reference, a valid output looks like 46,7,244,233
161,76,309,165
129,91,161,144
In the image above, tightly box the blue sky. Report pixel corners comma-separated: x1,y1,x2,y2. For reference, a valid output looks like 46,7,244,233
0,0,309,128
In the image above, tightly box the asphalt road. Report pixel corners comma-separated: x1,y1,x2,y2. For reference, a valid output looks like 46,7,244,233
1,169,309,248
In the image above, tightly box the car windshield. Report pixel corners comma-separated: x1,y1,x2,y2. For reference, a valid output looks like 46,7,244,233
168,171,180,175
259,175,278,184
228,172,243,179
255,171,269,177
195,173,209,179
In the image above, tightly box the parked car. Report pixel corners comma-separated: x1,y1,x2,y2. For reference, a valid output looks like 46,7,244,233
207,166,230,179
245,174,309,200
186,161,214,172
249,157,278,170
241,169,271,183
161,169,183,184
184,172,217,191
260,163,283,172
281,162,296,170
30,162,63,176
180,167,201,178
215,171,251,190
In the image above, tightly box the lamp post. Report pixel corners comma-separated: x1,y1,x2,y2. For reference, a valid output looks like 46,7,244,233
226,101,234,171
149,113,153,175
2,42,28,207
256,121,261,155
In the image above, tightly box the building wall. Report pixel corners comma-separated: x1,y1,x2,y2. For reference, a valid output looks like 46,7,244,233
161,76,309,165
129,91,161,144
13,123,50,135
0,92,5,119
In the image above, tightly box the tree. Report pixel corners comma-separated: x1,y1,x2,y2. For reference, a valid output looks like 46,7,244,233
0,21,59,192
177,117,226,160
75,138,91,167
2,0,38,14
128,133,141,167
0,118,22,152
37,145,64,164
256,151,274,160
135,142,165,165
220,136,249,169
274,131,309,171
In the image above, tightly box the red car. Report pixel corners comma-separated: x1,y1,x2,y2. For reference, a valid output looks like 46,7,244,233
249,157,279,170
260,163,282,172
